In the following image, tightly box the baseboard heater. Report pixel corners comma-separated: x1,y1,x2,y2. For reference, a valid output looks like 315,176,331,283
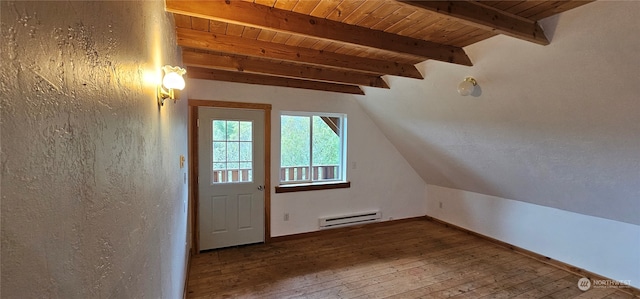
319,211,381,229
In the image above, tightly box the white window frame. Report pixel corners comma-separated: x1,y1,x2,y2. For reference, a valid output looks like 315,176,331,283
279,111,347,185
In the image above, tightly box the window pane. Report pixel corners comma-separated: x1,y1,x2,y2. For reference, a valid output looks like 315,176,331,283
228,170,238,182
280,115,310,168
212,119,254,184
212,169,223,183
213,142,226,162
226,121,239,141
239,121,252,141
227,142,239,162
312,116,341,181
213,120,226,141
280,113,345,184
312,116,340,166
239,142,252,162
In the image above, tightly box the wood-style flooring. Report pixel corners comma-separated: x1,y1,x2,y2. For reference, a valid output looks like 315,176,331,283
187,218,636,299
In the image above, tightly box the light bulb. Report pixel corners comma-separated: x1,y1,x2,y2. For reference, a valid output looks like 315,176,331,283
457,77,477,96
163,72,186,90
161,65,186,90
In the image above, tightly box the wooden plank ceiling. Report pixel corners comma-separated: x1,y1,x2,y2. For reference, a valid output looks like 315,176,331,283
167,0,591,95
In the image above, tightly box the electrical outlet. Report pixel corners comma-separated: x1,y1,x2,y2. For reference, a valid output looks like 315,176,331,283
439,202,443,209
284,213,290,221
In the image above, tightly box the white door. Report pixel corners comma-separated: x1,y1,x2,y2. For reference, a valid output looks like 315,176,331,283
198,107,265,251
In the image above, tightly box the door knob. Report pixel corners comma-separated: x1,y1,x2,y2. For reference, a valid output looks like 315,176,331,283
257,185,264,191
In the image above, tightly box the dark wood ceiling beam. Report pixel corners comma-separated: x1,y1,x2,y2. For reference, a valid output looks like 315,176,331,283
166,0,472,66
187,67,365,95
183,50,389,89
177,28,423,79
399,1,549,45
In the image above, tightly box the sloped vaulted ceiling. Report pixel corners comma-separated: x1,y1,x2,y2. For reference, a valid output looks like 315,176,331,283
166,0,590,95
358,1,640,225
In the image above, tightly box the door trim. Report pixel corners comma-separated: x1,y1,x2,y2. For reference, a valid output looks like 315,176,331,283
189,99,272,255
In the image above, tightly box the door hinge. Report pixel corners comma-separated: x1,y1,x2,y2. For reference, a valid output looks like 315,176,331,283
197,119,200,127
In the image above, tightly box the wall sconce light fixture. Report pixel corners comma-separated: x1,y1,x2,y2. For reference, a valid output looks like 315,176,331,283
457,77,477,96
158,65,186,106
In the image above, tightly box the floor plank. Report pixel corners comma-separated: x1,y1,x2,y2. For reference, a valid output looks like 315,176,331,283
186,218,636,299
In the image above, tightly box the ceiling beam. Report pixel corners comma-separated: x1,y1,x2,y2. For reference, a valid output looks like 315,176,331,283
187,67,365,95
400,1,549,45
183,50,389,89
166,0,472,66
177,28,423,80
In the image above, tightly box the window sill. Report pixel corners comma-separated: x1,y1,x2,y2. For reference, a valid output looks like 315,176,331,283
275,181,351,193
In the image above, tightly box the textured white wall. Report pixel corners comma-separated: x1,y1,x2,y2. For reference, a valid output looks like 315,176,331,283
1,1,189,298
426,185,640,289
358,1,640,225
188,79,427,237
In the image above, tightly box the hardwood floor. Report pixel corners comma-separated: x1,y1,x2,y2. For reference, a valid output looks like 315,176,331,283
187,218,636,299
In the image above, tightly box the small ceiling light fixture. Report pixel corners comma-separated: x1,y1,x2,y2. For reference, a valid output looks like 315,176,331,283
457,76,477,96
157,65,186,106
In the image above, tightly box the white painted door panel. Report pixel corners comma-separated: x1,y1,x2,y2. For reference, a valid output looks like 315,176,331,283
198,107,265,250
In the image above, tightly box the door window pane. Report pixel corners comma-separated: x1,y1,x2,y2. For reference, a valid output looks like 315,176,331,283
240,142,252,161
213,120,227,141
213,142,227,162
226,121,239,141
227,142,239,162
211,120,254,184
240,121,252,141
